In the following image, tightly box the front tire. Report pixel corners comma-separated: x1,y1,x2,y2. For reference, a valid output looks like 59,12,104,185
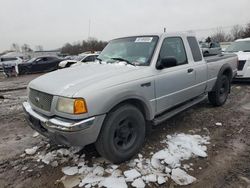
19,67,29,75
208,75,230,106
95,104,146,164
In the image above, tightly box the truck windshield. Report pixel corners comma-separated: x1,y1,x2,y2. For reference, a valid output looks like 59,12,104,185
97,36,158,66
225,41,250,52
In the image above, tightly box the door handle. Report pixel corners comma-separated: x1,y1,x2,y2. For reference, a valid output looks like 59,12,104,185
187,68,194,73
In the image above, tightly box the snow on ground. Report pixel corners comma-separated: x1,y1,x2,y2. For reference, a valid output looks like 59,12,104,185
23,133,210,187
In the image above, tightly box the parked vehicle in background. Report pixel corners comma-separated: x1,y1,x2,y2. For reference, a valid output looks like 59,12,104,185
220,42,232,52
200,42,222,56
18,56,61,75
23,33,237,163
1,57,23,77
225,38,250,80
59,53,99,68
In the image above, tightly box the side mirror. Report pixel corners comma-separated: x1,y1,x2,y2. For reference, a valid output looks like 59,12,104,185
156,57,177,69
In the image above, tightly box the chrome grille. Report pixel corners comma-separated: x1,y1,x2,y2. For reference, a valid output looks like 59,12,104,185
29,88,53,112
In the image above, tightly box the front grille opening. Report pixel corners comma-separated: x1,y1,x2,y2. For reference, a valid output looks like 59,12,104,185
29,89,53,112
238,60,246,71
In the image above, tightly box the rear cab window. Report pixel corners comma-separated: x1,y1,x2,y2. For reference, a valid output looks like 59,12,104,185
187,37,203,62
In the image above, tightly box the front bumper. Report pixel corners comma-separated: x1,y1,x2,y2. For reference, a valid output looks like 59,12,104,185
23,102,106,146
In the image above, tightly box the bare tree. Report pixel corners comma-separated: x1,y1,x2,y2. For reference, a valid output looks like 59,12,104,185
10,43,20,52
211,28,232,42
231,25,244,40
21,44,33,53
61,38,108,55
35,45,44,51
243,22,250,38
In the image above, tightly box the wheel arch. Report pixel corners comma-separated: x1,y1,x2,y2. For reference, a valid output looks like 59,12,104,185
106,97,153,121
212,63,233,92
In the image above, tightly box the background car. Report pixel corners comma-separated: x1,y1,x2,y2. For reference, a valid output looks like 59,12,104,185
200,42,222,56
18,56,61,75
59,53,99,68
1,57,23,77
225,37,250,80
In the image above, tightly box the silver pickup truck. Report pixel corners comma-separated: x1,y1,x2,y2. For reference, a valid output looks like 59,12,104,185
23,33,237,163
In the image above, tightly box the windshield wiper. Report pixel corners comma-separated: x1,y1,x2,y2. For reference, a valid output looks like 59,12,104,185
110,57,136,66
243,50,250,52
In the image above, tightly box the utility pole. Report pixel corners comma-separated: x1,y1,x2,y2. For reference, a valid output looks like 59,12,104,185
164,27,166,33
88,19,91,38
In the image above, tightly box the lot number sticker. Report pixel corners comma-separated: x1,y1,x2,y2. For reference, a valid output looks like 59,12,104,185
135,37,153,43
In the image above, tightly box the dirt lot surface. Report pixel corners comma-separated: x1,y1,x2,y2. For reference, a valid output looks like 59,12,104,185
0,74,249,188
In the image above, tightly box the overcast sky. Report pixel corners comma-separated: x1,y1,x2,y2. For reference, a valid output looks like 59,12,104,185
0,0,250,52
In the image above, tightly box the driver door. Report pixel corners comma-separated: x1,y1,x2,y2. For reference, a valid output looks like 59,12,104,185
155,37,196,114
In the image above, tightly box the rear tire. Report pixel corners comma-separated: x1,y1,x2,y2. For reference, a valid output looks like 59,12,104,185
208,75,230,106
95,104,146,164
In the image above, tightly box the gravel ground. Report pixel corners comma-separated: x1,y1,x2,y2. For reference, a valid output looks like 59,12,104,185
0,74,249,188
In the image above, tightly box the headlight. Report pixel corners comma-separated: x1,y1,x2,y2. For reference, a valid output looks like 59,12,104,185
56,97,88,114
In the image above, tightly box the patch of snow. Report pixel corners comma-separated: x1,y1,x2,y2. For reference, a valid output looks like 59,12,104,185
40,152,54,164
25,146,38,155
131,178,145,188
142,174,157,183
62,166,78,176
157,176,166,185
99,177,127,188
165,167,171,173
93,166,105,176
215,122,222,126
32,132,39,138
79,174,104,187
51,161,58,167
124,169,141,181
152,134,209,169
171,168,196,185
23,133,209,187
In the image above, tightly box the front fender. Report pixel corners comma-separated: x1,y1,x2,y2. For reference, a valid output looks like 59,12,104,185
102,91,154,120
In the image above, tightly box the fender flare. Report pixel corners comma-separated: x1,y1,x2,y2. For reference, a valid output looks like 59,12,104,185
103,93,154,121
211,63,233,92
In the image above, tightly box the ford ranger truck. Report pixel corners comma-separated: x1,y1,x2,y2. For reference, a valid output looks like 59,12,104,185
23,33,237,163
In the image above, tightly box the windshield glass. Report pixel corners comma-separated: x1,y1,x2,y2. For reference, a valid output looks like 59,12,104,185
27,57,37,63
225,41,250,52
97,36,158,66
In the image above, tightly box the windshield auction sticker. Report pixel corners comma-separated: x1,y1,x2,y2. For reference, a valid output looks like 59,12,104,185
135,37,153,43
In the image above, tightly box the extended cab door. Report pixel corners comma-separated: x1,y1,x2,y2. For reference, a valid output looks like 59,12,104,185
186,36,207,96
154,37,197,114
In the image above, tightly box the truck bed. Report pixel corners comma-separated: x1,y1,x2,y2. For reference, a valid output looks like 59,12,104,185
204,53,236,63
205,53,238,92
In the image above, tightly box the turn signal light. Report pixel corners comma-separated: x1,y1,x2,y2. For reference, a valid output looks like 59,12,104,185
74,99,88,114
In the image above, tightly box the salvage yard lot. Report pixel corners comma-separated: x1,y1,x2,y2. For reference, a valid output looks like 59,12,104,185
0,74,250,188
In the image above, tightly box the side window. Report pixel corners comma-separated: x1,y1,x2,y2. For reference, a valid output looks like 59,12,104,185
35,58,42,62
210,42,220,48
93,55,98,60
187,37,203,62
83,56,93,62
159,37,187,66
42,57,48,61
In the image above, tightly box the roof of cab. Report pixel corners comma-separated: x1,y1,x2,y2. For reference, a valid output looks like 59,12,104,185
235,38,250,42
113,32,197,41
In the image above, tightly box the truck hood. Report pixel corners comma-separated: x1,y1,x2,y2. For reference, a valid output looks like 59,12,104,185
29,63,146,97
235,51,250,61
